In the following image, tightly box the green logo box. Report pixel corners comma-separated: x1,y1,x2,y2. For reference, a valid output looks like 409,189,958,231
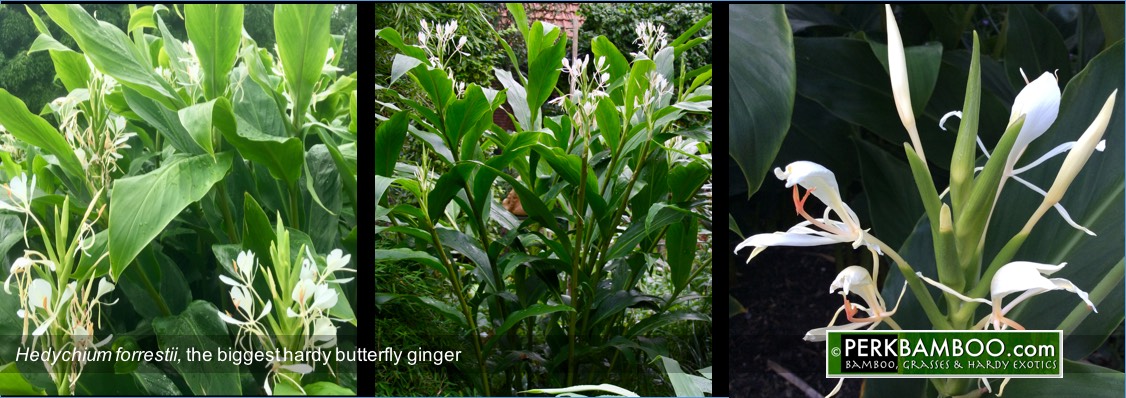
826,330,1063,378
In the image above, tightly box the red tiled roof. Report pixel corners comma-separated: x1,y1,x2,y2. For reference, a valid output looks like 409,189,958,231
499,3,584,37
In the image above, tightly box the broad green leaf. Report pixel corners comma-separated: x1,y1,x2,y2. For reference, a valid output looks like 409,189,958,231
868,38,944,115
590,36,629,86
304,145,342,252
225,110,303,184
0,89,85,178
855,139,926,249
390,53,422,85
41,5,180,109
495,69,532,130
666,217,698,291
1095,5,1124,48
126,5,155,32
1005,5,1072,86
119,244,192,318
644,203,693,236
730,5,794,197
0,363,44,395
594,98,622,155
303,381,354,395
667,161,710,203
131,362,181,395
274,4,332,126
1001,360,1123,397
242,193,276,267
185,4,243,100
525,22,566,126
178,98,237,155
152,301,241,395
109,153,234,280
495,303,573,338
124,88,204,155
375,248,448,279
27,34,71,53
49,50,91,92
25,5,49,34
660,356,707,397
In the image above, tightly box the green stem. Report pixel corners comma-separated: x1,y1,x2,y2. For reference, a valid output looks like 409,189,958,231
130,261,172,317
567,143,589,387
217,183,240,243
869,236,953,329
427,222,490,396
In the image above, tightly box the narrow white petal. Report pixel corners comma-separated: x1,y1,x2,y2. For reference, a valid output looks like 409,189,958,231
803,321,872,342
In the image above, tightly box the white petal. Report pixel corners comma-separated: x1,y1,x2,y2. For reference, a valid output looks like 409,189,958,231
829,266,873,296
28,279,52,310
219,275,242,287
1007,71,1061,165
217,310,249,325
990,261,1067,301
803,321,873,342
280,363,313,374
735,231,843,255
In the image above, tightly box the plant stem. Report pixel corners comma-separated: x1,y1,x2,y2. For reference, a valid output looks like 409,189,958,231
567,143,590,387
869,236,952,329
130,261,172,317
426,222,490,396
217,183,240,243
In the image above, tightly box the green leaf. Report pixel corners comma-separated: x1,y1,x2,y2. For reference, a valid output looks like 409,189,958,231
126,5,155,32
390,53,422,85
185,4,244,100
303,381,354,396
855,139,926,249
730,5,794,197
1005,5,1072,86
48,50,92,92
998,360,1123,397
594,98,622,156
178,98,237,155
1095,5,1125,48
28,34,72,53
152,301,241,395
109,153,233,280
274,4,332,126
666,217,698,291
0,89,85,178
375,248,448,279
0,363,45,395
494,304,573,339
591,36,629,86
659,356,707,397
242,193,276,267
224,106,304,185
41,5,179,108
868,38,944,115
124,88,203,155
667,161,710,203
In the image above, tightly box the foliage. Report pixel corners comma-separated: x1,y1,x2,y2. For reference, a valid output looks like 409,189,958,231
0,4,357,395
733,4,1124,397
578,3,712,73
377,3,713,396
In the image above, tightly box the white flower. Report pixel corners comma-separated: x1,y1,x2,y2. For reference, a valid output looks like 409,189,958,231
918,261,1094,331
235,250,256,282
735,161,881,262
803,266,906,342
0,173,36,214
310,317,337,348
1008,71,1062,165
4,257,32,294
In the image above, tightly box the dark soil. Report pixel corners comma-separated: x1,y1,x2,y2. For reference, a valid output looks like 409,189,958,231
730,245,863,398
